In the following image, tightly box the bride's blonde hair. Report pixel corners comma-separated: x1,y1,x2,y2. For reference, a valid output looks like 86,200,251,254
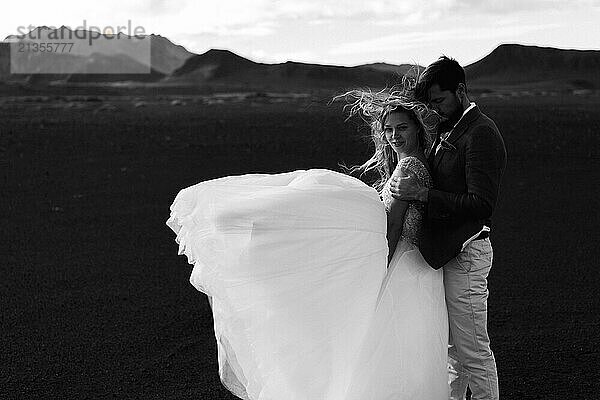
335,73,437,193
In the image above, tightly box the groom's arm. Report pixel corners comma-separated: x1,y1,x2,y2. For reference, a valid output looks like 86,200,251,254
427,125,506,221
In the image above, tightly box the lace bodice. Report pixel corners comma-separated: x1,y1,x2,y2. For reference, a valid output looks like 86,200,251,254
382,156,432,247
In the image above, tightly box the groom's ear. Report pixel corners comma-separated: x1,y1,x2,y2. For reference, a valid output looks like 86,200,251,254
455,83,466,97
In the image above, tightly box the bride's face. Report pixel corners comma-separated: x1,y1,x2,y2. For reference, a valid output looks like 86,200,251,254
383,111,420,155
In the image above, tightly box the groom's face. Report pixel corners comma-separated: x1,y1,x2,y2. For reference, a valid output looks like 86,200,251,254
427,84,462,125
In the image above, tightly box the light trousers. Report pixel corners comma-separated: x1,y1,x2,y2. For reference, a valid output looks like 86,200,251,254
444,237,499,400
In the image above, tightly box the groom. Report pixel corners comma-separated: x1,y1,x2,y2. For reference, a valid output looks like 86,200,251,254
391,56,507,400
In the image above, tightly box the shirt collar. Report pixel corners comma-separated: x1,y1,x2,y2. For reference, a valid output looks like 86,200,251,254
454,102,476,130
440,102,476,141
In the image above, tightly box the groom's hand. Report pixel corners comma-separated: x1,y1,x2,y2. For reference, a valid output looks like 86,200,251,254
390,168,429,202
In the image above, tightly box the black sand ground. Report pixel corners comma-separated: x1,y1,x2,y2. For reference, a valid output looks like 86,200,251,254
2,94,599,399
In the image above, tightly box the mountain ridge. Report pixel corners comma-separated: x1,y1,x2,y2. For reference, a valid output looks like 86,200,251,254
167,48,417,91
2,27,599,92
465,43,600,89
3,26,193,76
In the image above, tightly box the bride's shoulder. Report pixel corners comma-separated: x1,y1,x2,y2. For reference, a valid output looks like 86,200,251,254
396,156,431,185
397,156,428,173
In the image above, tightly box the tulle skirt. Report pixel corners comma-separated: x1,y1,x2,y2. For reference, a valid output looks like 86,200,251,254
167,169,448,400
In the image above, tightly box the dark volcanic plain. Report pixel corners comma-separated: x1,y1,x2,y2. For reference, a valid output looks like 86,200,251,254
2,92,600,399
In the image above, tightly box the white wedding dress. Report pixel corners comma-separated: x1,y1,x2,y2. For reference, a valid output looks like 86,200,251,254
166,157,448,400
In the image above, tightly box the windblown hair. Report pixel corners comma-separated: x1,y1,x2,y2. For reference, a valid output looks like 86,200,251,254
335,73,436,193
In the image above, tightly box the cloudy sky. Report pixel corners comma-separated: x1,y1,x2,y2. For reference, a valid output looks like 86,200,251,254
2,0,599,66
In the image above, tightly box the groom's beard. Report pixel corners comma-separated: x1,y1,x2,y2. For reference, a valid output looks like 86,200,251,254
438,119,455,133
438,100,464,133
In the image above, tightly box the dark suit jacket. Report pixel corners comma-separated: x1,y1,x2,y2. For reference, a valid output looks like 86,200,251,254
419,105,507,269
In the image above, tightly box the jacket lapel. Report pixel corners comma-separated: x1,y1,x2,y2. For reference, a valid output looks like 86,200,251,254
432,106,481,171
432,141,446,171
427,133,440,165
446,105,481,146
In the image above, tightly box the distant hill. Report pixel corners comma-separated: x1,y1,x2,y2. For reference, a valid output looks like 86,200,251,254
1,26,192,84
2,28,600,93
169,45,600,92
361,62,420,75
466,44,600,90
0,43,165,86
148,34,194,74
0,42,11,80
167,49,412,91
171,49,258,79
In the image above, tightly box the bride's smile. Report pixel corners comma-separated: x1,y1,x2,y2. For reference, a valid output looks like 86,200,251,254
383,110,420,158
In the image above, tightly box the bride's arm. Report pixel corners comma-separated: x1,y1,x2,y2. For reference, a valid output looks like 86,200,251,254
383,168,410,263
386,200,408,263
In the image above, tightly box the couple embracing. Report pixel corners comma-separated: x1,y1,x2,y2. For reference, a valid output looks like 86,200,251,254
167,56,507,399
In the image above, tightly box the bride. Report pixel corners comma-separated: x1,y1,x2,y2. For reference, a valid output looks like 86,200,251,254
166,81,449,399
